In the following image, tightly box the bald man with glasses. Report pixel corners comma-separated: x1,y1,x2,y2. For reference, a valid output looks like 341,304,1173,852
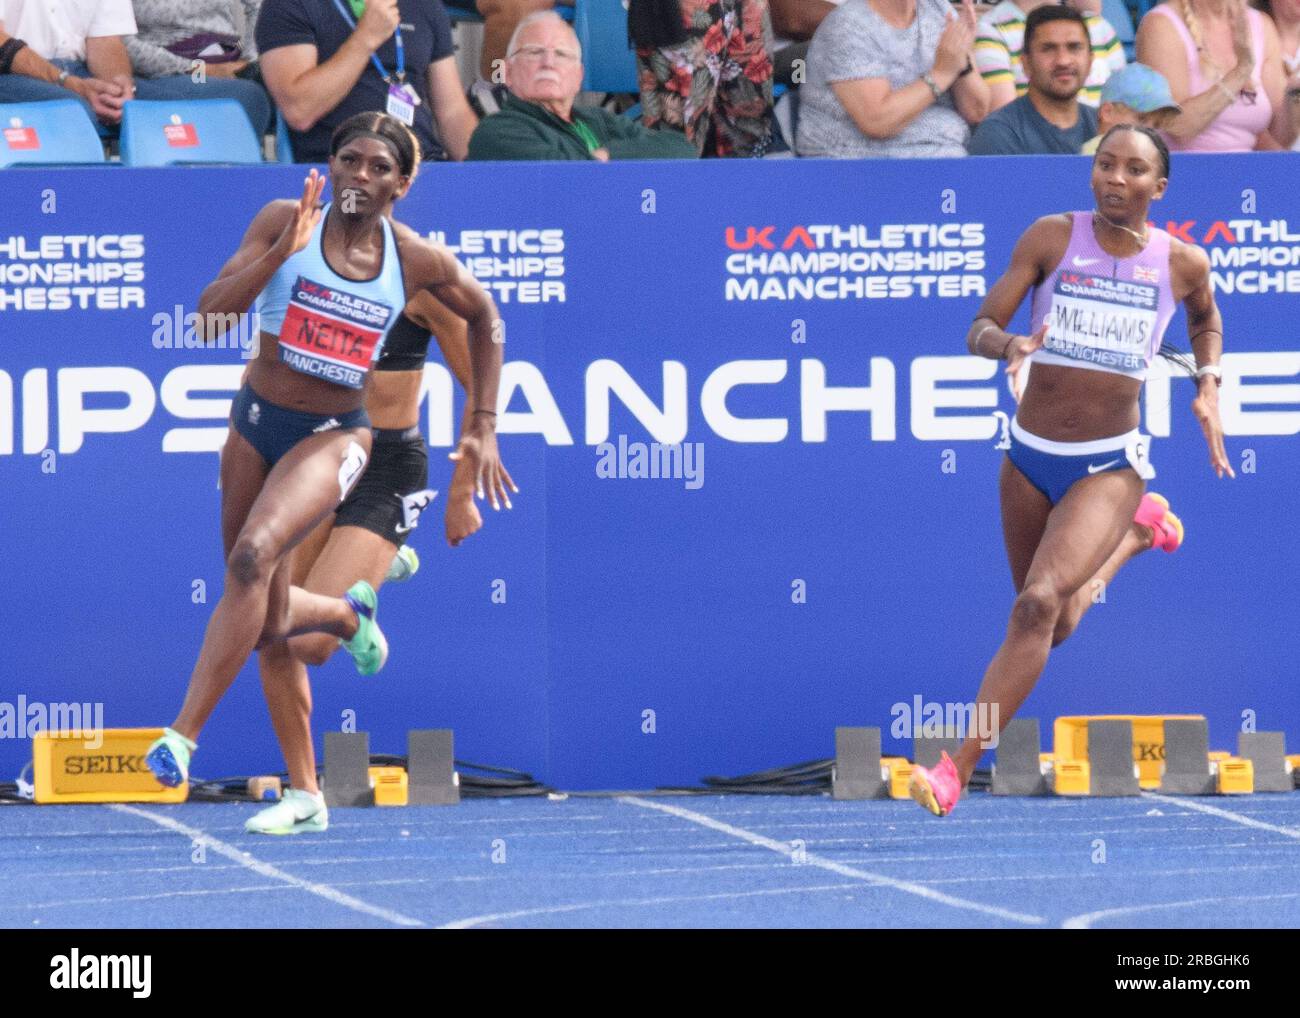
467,10,696,160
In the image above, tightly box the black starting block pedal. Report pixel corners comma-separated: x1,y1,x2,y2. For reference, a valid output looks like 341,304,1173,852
832,726,887,800
1239,731,1291,793
1088,719,1140,796
323,731,373,807
991,717,1048,796
1159,718,1215,795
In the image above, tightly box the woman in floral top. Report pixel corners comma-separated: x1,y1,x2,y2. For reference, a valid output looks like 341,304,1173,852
630,0,777,156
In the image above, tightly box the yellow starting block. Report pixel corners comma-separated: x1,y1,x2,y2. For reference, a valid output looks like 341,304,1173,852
1054,715,1205,791
1212,756,1254,794
368,765,408,806
882,757,914,799
33,728,187,804
1053,759,1091,795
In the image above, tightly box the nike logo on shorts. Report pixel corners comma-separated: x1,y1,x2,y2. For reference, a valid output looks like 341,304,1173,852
1072,256,1101,267
1087,459,1121,474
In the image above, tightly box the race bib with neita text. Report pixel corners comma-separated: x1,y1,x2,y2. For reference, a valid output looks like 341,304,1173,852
278,276,393,389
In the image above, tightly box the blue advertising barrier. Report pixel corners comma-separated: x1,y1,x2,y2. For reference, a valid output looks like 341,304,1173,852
1,155,1297,789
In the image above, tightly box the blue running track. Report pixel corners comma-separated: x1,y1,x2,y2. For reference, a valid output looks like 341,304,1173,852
3,792,1299,928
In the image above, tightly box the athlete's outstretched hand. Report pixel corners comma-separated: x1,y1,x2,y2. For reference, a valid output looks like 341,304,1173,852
1004,322,1048,402
275,169,326,259
445,455,483,547
449,419,517,512
1192,381,1235,478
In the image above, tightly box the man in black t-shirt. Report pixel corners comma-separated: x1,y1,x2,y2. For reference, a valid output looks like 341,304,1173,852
257,0,478,162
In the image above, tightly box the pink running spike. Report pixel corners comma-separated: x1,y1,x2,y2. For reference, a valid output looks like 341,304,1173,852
1134,493,1184,553
909,751,961,817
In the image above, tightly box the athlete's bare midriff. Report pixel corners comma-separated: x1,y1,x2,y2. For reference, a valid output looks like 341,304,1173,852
246,333,371,416
1016,361,1144,442
367,369,424,429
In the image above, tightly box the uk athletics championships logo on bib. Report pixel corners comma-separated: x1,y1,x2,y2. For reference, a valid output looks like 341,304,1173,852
1045,272,1158,376
277,276,393,389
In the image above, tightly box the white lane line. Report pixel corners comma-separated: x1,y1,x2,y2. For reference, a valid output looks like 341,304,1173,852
107,805,425,928
438,882,863,929
1062,892,1300,929
1141,794,1300,840
325,814,610,830
619,796,1044,926
6,884,288,911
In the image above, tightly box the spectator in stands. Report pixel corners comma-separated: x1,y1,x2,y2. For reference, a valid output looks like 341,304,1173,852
976,0,1124,110
795,0,989,158
969,4,1098,153
1080,61,1180,152
629,0,777,157
767,0,844,87
471,0,570,114
257,0,478,162
468,11,696,158
1138,0,1298,150
1255,0,1300,147
1255,0,1300,76
125,0,272,134
0,0,137,126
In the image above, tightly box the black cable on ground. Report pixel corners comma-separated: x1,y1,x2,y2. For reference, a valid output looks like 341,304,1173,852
368,754,555,798
0,782,30,804
655,762,994,796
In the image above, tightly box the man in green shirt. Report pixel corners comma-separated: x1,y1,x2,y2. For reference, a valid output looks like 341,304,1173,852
467,11,697,160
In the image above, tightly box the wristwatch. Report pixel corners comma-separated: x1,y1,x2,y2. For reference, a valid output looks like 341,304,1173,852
57,69,70,86
1196,364,1223,385
922,72,943,100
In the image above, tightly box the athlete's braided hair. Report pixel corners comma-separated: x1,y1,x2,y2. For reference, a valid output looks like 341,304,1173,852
330,112,422,184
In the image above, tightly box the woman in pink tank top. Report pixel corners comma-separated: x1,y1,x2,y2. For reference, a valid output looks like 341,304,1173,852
1136,0,1298,150
906,126,1236,818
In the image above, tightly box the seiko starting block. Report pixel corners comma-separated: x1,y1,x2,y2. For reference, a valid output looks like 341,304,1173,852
323,729,459,807
32,728,188,804
1051,718,1141,796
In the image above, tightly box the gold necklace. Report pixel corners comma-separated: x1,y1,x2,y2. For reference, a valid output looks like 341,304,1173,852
1092,209,1149,249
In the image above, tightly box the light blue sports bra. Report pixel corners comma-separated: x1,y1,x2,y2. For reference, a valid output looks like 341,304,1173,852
255,202,407,390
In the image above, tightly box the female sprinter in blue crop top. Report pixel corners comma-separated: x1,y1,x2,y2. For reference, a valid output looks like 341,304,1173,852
146,113,512,792
909,125,1235,817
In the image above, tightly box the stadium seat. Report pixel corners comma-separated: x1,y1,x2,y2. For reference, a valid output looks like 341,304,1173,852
0,101,106,167
275,112,296,163
575,0,638,95
120,99,262,166
1104,0,1137,63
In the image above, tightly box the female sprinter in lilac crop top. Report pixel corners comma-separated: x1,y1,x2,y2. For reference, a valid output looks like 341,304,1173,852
905,125,1236,818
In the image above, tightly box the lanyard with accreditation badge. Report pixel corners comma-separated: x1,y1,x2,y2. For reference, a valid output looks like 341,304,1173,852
332,0,420,125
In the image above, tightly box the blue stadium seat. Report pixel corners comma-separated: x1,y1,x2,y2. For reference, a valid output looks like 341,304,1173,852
120,99,262,166
0,101,105,167
1104,0,1137,63
275,111,295,163
575,0,638,94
